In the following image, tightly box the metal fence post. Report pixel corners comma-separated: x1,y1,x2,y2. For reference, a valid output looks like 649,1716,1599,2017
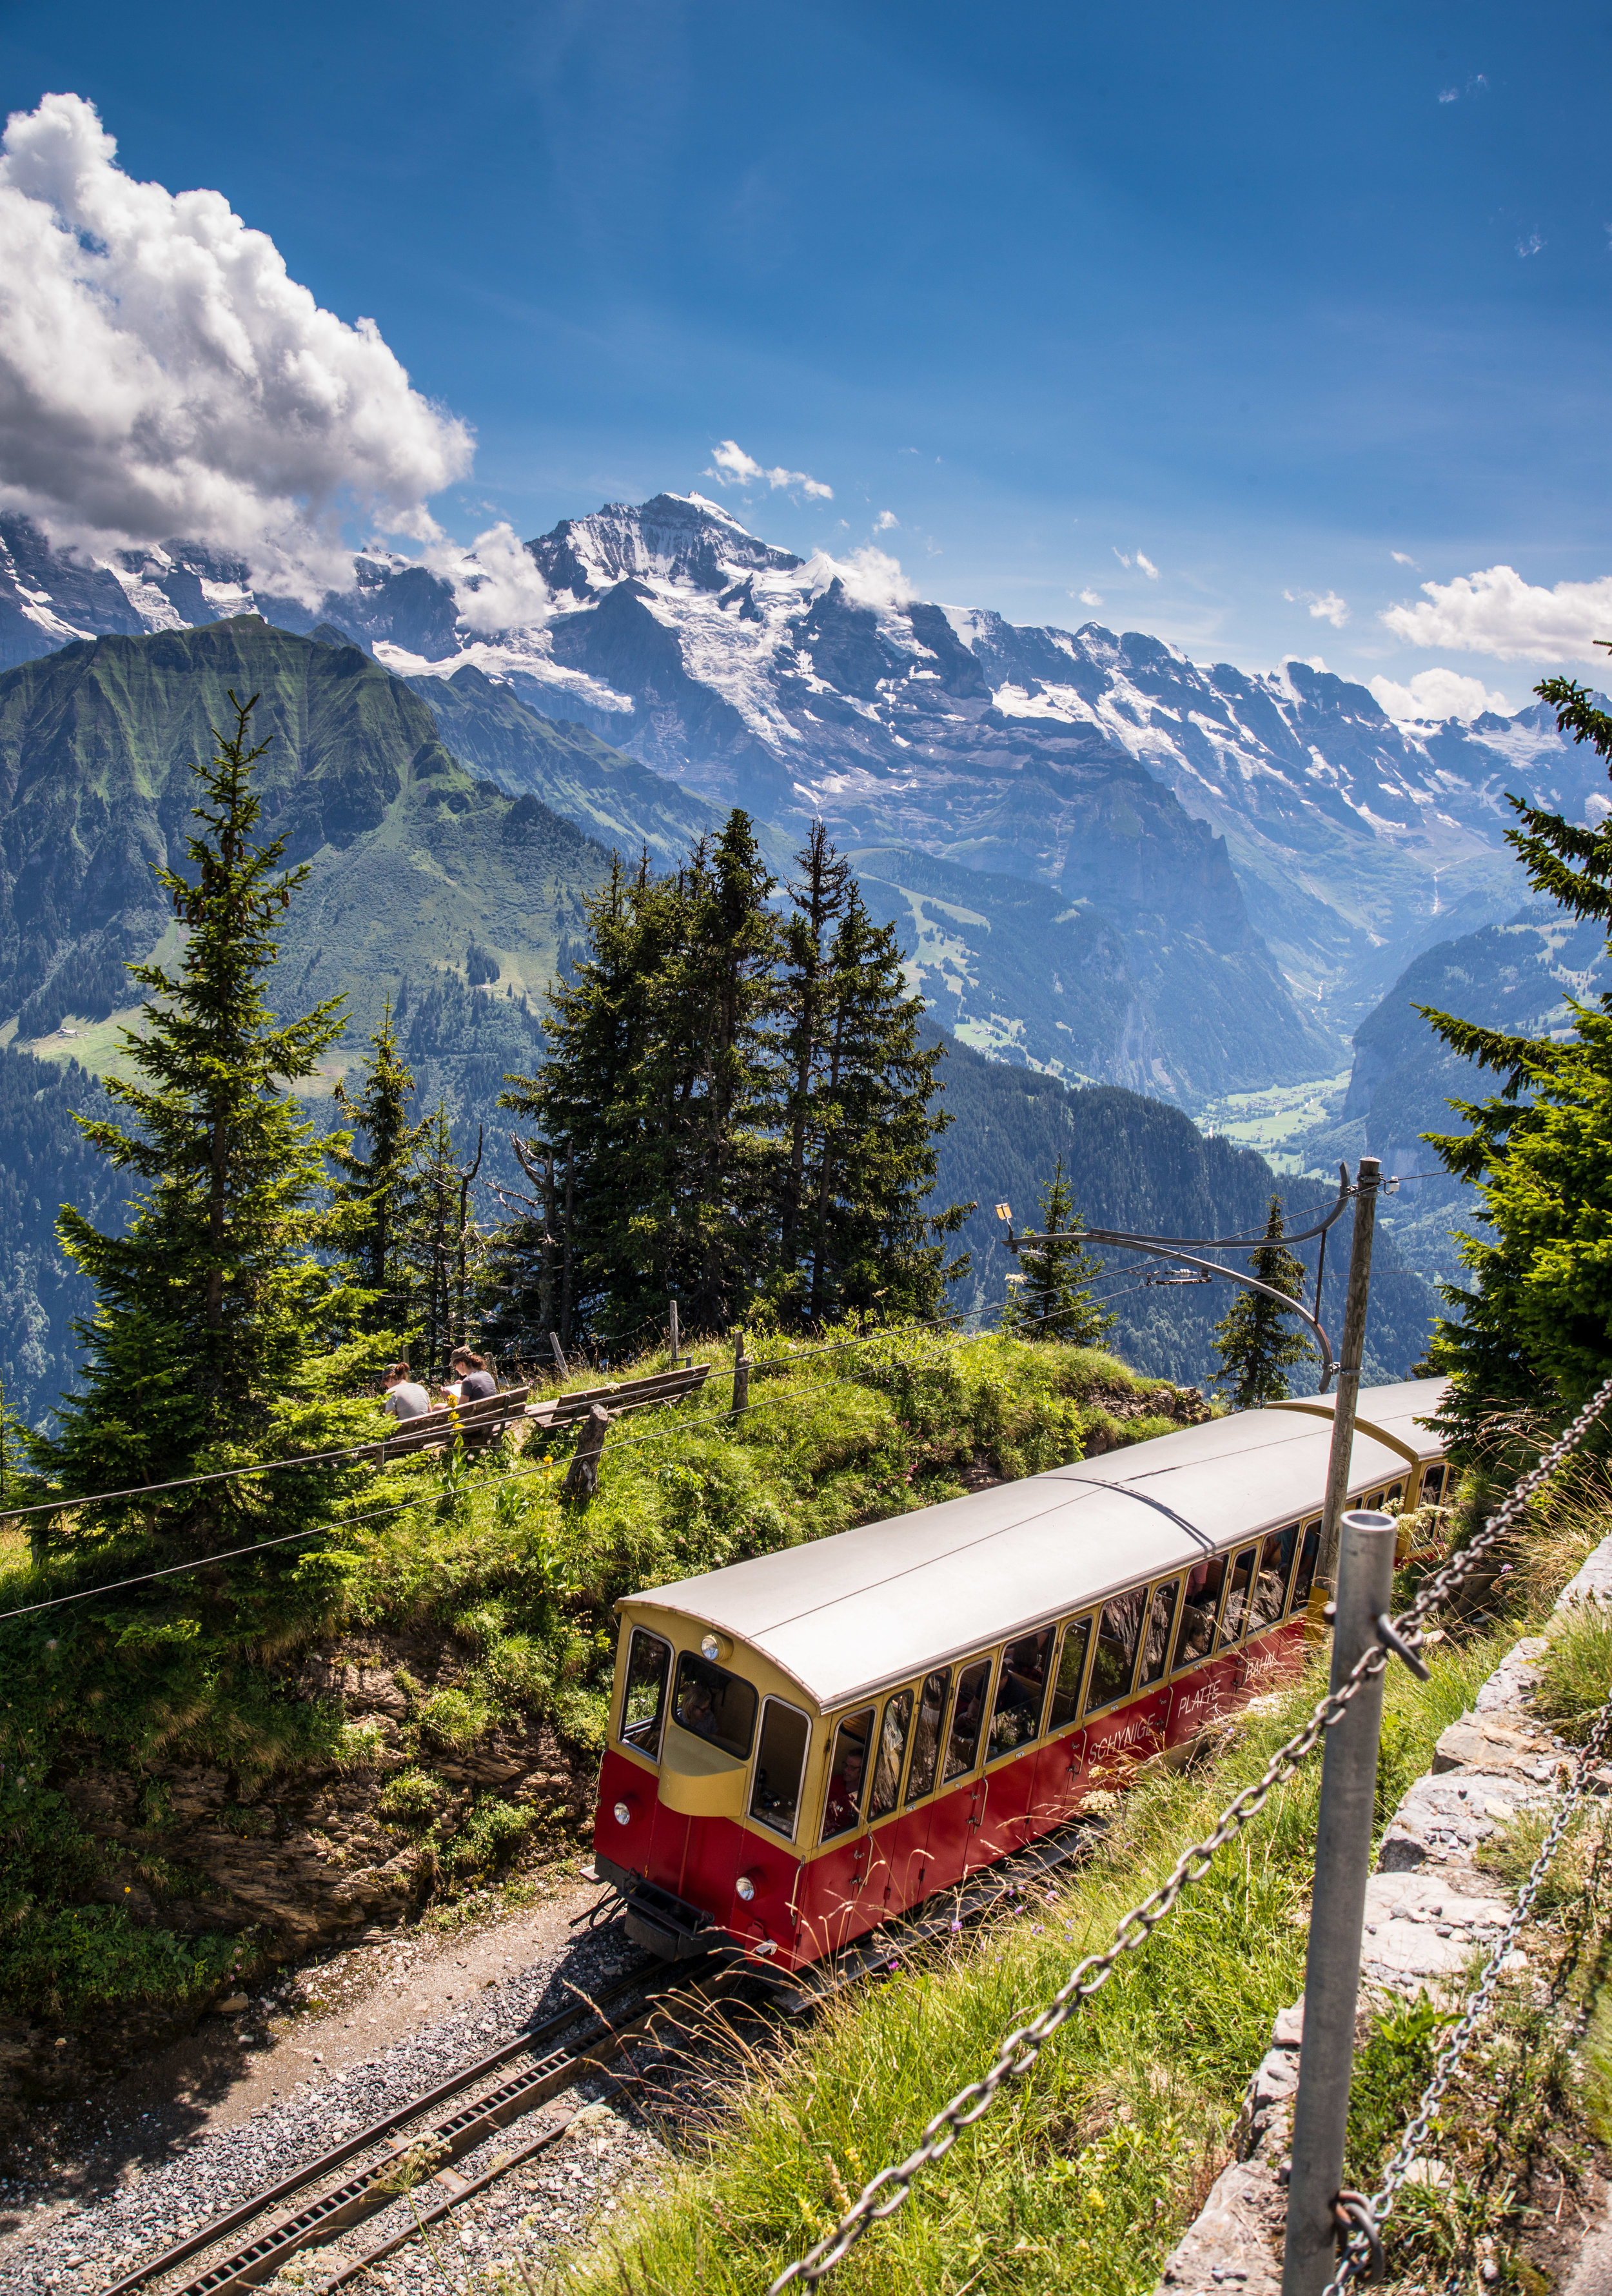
1315,1159,1381,1587
1281,1507,1398,2296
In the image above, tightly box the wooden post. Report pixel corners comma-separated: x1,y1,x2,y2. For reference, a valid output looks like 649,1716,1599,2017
562,1404,612,1502
548,1331,567,1381
669,1298,680,1368
732,1330,750,1418
1315,1159,1382,1589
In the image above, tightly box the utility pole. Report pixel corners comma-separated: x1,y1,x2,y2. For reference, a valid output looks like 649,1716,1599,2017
1315,1159,1381,1589
732,1330,750,1418
669,1294,681,1368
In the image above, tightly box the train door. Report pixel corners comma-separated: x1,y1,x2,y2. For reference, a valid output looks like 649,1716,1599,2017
1032,1614,1093,1823
977,1628,1055,1860
861,1686,917,1914
805,1704,878,1955
1081,1584,1151,1783
883,1667,952,1913
1165,1550,1235,1745
923,1653,996,1886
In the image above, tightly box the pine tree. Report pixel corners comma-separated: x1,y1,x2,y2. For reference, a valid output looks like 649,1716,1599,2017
397,1102,486,1379
1419,674,1612,1435
329,1000,424,1335
1211,1195,1311,1408
790,879,969,1322
1010,1157,1112,1344
34,694,382,1546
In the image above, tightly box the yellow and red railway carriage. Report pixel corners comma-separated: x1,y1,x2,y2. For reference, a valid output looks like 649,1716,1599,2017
593,1379,1450,1971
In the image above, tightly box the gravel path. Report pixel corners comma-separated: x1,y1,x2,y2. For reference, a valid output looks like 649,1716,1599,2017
0,1877,673,2296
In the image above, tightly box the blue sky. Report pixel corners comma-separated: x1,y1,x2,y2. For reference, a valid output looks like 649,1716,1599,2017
4,0,1611,709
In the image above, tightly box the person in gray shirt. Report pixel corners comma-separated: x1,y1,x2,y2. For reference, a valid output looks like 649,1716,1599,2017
382,1362,431,1419
449,1347,496,1402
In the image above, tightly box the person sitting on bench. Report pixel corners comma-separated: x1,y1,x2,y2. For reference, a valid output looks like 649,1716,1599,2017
449,1347,497,1402
382,1362,431,1420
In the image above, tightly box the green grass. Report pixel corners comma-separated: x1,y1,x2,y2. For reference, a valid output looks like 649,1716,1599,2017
1533,1602,1612,1744
535,1618,1510,2296
0,1325,1177,2027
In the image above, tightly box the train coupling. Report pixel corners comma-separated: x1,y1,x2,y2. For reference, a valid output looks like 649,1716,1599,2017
593,1856,717,1961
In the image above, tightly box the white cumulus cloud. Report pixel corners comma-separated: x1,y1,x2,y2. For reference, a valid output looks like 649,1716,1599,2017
872,509,898,531
1135,551,1159,580
0,92,472,598
1391,550,1418,567
1079,588,1103,607
802,544,915,610
433,522,551,637
1368,667,1511,723
1285,586,1350,627
703,438,832,499
1381,564,1612,661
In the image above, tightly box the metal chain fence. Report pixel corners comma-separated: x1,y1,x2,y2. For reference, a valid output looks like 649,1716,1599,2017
766,1373,1612,2295
1323,1690,1612,2291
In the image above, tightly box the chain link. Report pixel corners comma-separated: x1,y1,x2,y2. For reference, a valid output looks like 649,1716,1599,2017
766,1374,1612,2294
1322,1687,1612,2291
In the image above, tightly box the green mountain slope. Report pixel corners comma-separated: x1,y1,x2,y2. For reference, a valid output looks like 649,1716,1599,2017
406,663,721,867
932,1028,1438,1389
0,618,609,1054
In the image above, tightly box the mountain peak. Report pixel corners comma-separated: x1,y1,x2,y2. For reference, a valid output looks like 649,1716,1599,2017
526,490,803,602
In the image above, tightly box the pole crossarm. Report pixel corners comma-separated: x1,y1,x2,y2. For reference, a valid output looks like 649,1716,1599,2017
1007,1219,1338,1387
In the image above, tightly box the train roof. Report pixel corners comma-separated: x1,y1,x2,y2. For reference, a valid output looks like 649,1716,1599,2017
627,1379,1450,1712
1268,1379,1448,1462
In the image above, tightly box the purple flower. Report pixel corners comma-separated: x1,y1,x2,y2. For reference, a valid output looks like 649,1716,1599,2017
950,1919,963,1933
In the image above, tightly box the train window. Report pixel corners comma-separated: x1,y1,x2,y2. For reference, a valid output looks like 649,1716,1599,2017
989,1629,1053,1759
822,1708,875,1840
619,1628,673,1759
1085,1587,1146,1711
1138,1582,1181,1689
1289,1520,1321,1614
749,1699,811,1840
1384,1484,1404,1511
1217,1547,1258,1645
1047,1616,1093,1731
1249,1528,1297,1632
1172,1555,1228,1671
869,1689,914,1820
672,1651,758,1760
1422,1463,1448,1507
942,1657,994,1783
905,1669,952,1803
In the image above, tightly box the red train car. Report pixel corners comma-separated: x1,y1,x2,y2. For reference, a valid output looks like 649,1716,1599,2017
592,1379,1449,1970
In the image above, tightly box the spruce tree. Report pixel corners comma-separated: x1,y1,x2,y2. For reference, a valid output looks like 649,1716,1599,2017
791,881,969,1322
1011,1157,1112,1344
397,1102,486,1379
1419,674,1612,1435
1211,1195,1310,1408
330,1000,424,1335
35,694,382,1545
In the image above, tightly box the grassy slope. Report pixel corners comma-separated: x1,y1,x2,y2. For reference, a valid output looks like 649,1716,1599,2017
0,1330,1186,2033
552,1604,1552,2294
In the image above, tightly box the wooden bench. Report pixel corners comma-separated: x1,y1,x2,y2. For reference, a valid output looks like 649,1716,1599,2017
371,1384,534,1461
527,1362,711,1431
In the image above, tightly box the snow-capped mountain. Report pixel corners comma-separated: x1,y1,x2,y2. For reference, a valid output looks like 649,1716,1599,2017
5,491,1598,1084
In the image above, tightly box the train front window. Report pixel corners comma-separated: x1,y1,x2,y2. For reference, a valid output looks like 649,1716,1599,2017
1086,1587,1145,1710
869,1689,914,1820
1138,1581,1181,1689
1290,1520,1321,1614
1048,1616,1092,1730
990,1629,1052,1758
822,1708,874,1840
1217,1547,1258,1645
619,1628,672,1759
749,1698,811,1839
1172,1556,1228,1669
943,1657,993,1781
672,1651,758,1760
905,1669,951,1802
1250,1527,1297,1631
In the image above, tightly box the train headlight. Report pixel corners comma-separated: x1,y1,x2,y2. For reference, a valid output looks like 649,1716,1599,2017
735,1874,756,1901
613,1799,634,1827
700,1631,732,1662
